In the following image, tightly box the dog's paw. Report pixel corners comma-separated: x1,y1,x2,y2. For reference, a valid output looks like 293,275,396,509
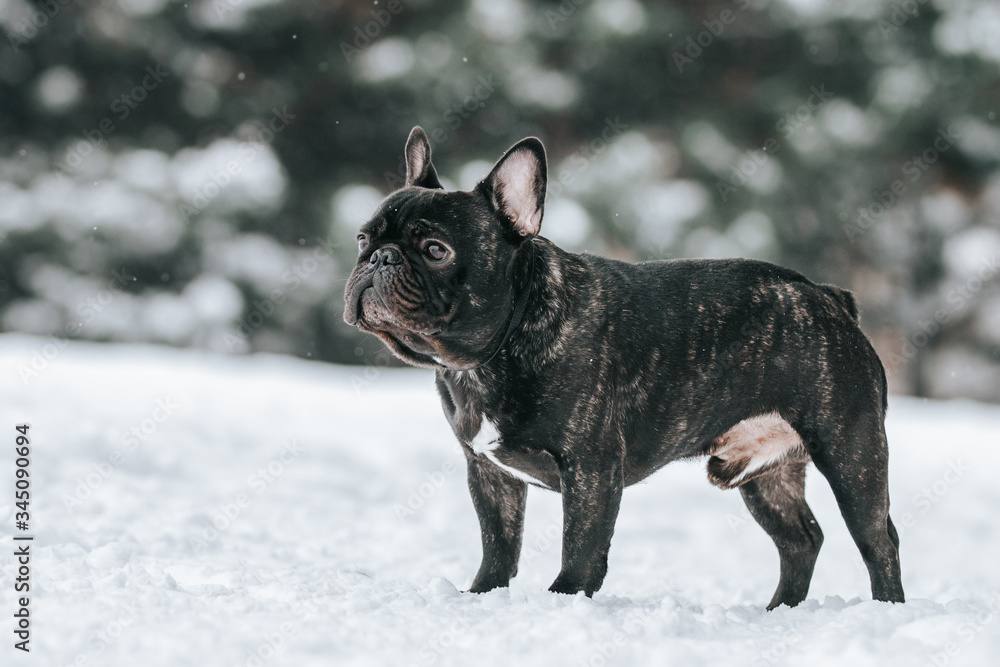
548,575,590,596
467,575,509,594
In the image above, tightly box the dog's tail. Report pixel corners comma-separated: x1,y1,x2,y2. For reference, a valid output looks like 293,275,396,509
820,284,859,322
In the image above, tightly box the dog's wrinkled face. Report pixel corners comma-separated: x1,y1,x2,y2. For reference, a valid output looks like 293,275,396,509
343,127,547,369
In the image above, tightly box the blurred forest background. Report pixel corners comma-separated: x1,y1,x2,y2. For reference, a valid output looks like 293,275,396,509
1,0,999,401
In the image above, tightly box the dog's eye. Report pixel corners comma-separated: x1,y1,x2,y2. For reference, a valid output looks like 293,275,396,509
357,235,369,252
423,243,449,261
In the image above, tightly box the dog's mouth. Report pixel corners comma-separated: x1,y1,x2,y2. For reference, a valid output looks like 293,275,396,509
378,330,443,368
358,308,447,368
345,267,454,330
343,273,374,326
344,270,459,368
351,286,448,336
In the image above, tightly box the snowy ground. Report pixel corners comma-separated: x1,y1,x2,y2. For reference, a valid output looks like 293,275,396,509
1,334,999,667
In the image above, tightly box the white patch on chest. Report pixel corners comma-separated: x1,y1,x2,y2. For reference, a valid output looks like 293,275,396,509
470,416,549,488
470,417,501,455
707,412,804,488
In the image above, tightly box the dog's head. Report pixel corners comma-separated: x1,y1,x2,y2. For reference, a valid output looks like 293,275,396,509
343,127,547,369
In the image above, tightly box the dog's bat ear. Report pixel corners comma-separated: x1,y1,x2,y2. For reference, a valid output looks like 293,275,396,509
480,137,547,238
404,126,443,189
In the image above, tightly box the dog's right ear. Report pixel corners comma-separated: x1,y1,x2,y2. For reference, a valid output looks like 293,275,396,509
404,127,443,189
480,137,547,238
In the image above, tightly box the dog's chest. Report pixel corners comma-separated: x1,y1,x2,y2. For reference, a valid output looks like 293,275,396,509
469,416,558,490
437,371,561,490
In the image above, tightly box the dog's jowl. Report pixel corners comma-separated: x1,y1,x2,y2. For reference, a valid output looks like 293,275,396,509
343,126,905,609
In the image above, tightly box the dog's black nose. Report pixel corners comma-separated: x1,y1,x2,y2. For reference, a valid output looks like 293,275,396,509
370,246,403,267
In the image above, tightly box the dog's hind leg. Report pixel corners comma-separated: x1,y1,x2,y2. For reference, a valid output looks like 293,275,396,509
739,455,824,610
808,415,905,604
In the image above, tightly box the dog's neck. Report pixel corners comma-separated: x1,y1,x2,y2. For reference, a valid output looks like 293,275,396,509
466,238,581,383
435,239,580,437
465,240,538,370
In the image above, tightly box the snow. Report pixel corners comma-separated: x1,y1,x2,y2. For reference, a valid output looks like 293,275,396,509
33,67,85,114
1,334,999,666
170,139,288,216
356,39,417,83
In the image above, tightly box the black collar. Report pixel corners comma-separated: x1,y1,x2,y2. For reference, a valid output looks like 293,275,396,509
473,241,536,369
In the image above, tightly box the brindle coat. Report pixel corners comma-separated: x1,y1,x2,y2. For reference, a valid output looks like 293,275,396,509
344,127,905,609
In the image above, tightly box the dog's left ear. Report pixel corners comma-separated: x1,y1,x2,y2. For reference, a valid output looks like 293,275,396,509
480,137,547,237
404,126,443,189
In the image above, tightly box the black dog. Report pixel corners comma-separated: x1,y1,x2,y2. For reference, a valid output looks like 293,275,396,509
343,127,905,609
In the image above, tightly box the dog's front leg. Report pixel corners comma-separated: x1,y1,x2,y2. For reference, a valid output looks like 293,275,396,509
549,452,624,597
465,452,527,593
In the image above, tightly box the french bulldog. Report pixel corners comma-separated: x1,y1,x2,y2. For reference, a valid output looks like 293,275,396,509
343,126,905,609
